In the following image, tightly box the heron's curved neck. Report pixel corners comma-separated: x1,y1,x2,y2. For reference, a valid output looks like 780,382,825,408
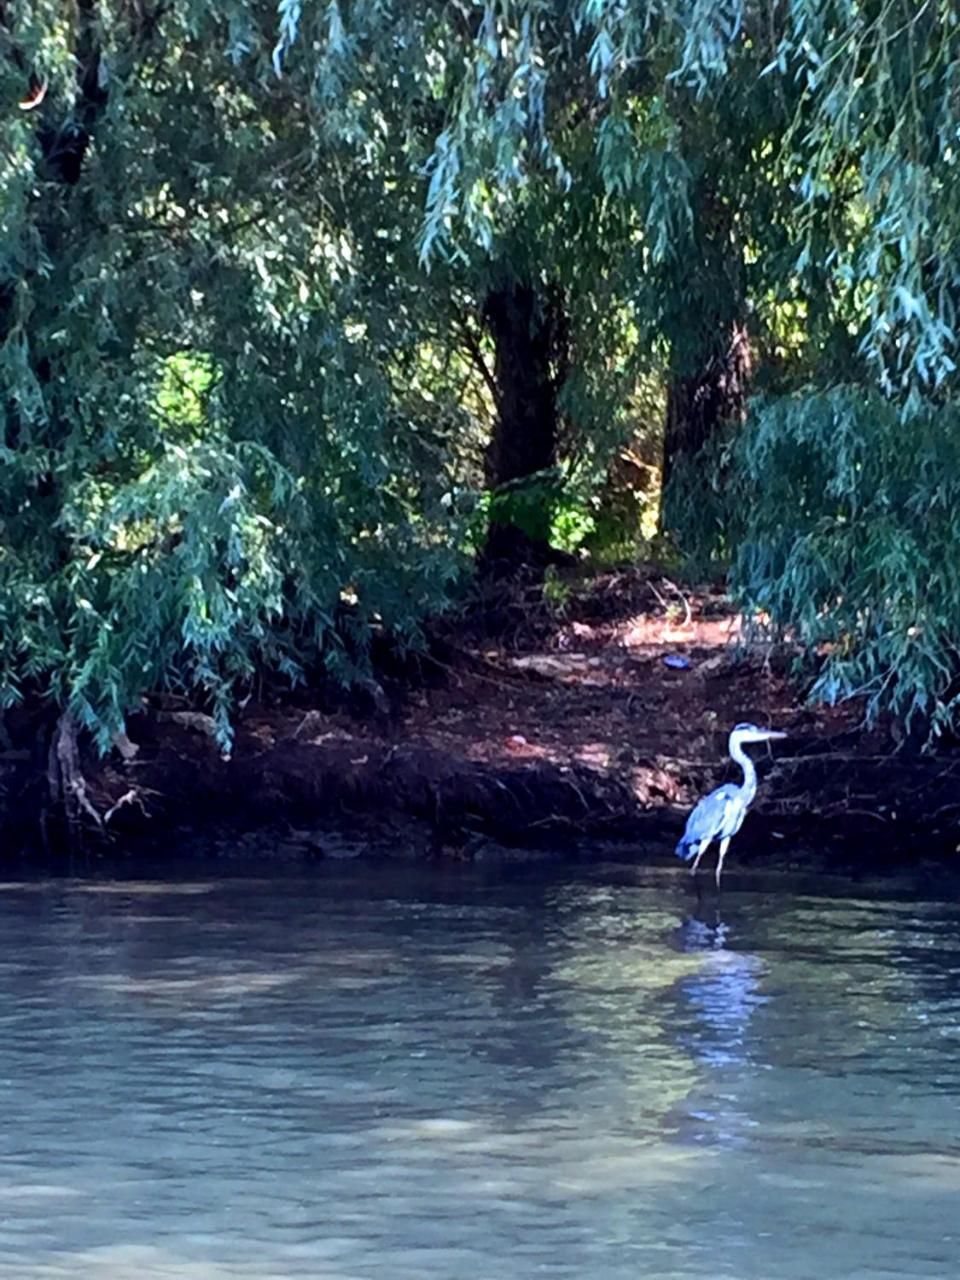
729,735,758,803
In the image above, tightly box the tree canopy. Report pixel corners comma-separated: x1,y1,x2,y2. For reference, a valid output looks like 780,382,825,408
3,0,960,753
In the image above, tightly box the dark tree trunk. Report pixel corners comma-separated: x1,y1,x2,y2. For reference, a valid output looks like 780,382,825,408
662,319,751,490
660,181,751,502
480,279,568,577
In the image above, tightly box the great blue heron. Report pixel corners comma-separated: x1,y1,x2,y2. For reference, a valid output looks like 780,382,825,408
676,723,787,887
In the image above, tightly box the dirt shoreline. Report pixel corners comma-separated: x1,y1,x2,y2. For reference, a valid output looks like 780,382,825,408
2,571,957,871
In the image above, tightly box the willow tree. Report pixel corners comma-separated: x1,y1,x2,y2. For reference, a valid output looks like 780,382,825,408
6,0,960,772
394,1,957,454
404,2,771,488
274,0,661,574
0,0,482,769
388,0,960,736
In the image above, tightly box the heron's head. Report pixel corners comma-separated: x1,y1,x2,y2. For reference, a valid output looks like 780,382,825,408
730,722,787,748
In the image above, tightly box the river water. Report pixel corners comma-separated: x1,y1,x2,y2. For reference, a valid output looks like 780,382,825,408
0,859,958,1279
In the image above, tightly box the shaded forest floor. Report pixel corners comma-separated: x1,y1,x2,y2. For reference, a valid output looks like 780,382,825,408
4,568,959,870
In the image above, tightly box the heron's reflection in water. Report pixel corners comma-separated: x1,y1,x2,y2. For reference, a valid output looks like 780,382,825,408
670,909,769,1150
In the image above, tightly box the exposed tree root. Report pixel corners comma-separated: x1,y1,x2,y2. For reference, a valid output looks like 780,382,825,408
44,712,102,851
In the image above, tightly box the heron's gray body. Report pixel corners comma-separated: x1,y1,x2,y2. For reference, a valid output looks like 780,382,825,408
675,782,750,861
675,723,786,885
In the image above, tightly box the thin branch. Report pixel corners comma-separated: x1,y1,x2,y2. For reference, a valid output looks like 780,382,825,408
455,311,500,410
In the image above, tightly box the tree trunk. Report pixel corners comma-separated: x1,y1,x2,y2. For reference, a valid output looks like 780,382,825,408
662,319,751,490
660,181,751,500
480,279,567,577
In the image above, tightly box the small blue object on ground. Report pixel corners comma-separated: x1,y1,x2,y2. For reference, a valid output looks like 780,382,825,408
663,654,691,670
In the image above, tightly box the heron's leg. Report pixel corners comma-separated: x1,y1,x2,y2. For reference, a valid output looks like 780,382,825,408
689,841,709,875
715,837,731,888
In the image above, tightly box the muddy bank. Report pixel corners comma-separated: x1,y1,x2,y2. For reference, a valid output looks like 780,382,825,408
1,571,957,869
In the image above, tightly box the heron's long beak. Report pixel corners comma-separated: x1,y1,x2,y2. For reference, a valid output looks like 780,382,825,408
759,729,787,741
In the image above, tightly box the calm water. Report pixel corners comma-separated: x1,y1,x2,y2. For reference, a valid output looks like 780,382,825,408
0,859,958,1279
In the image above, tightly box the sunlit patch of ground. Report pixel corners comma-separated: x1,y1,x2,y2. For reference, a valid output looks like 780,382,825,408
393,582,834,815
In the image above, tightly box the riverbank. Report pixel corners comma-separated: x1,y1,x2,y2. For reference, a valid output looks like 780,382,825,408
2,568,957,869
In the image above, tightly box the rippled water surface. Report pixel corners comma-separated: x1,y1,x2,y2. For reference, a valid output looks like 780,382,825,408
1,859,959,1278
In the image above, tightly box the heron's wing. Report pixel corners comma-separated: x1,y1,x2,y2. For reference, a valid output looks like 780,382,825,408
718,788,749,839
682,783,740,845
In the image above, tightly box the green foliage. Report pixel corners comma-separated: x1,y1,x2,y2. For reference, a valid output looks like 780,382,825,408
542,565,572,609
411,0,960,736
550,494,597,556
54,441,306,752
5,0,960,758
155,355,217,436
0,0,475,752
670,389,960,740
467,470,598,559
658,434,735,582
486,472,560,550
411,0,960,402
